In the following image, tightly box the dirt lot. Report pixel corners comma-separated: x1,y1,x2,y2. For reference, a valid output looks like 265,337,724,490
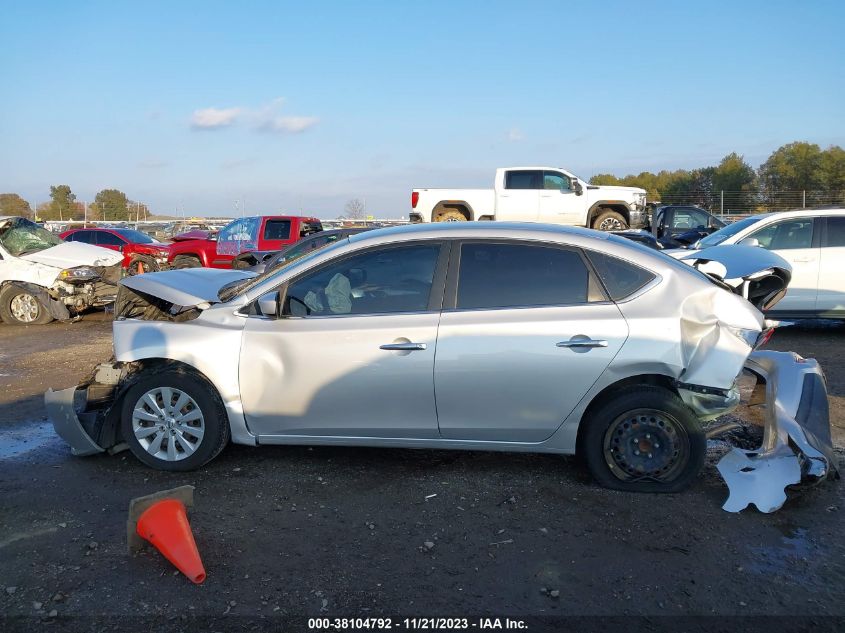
1,313,843,632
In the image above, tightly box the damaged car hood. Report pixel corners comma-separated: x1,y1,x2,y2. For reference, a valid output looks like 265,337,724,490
120,267,255,307
21,241,124,268
679,245,792,311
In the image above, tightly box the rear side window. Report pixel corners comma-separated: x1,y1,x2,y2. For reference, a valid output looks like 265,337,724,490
504,170,542,190
585,250,656,301
824,217,845,247
457,243,589,309
96,232,125,246
264,220,292,240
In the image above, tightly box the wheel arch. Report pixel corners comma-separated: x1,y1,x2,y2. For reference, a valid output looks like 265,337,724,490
588,202,632,227
431,201,474,222
574,373,679,457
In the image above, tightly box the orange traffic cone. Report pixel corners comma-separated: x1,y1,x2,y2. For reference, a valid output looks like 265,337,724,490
136,499,206,584
137,261,145,274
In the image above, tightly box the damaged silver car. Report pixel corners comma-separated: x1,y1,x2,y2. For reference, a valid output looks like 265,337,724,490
45,223,837,511
0,216,123,324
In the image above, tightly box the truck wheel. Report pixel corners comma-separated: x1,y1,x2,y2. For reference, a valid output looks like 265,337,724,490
121,370,230,471
0,285,54,325
231,255,254,270
171,255,202,269
592,210,628,231
435,209,468,222
126,255,159,276
580,386,705,493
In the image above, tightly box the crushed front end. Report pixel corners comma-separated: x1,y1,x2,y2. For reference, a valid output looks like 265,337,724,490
716,350,838,513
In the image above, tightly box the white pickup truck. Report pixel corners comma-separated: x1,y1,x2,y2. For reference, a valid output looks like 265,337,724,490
411,166,648,230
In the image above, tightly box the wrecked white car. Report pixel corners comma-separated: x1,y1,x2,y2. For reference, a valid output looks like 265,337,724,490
0,216,123,324
45,223,837,511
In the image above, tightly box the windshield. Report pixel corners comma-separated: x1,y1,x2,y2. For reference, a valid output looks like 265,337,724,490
0,217,63,256
115,229,158,244
696,215,765,248
218,236,351,302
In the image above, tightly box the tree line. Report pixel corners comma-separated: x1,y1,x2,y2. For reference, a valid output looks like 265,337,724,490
0,186,150,221
591,141,845,213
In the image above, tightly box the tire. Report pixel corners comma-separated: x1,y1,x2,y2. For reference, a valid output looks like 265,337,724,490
591,210,628,231
171,255,202,269
0,285,54,325
126,255,159,276
121,369,230,471
580,386,705,493
434,209,469,222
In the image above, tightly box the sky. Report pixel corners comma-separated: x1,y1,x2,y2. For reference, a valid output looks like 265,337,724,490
1,0,843,219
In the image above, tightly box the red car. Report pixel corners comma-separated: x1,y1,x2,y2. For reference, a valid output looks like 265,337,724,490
60,227,171,275
167,215,323,269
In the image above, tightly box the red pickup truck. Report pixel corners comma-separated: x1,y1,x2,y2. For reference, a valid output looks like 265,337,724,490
168,215,323,269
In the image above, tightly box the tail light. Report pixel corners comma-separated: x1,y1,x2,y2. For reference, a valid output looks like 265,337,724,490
411,191,419,209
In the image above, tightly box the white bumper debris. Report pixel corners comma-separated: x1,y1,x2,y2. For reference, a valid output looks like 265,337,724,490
717,350,838,513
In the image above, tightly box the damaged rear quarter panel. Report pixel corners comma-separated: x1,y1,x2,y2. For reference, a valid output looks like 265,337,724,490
112,304,256,445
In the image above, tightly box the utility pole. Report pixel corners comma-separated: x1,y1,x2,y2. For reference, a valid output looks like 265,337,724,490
802,190,806,208
84,201,88,226
720,191,724,216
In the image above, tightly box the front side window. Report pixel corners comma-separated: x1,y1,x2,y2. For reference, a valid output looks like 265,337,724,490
96,232,126,247
504,170,542,190
543,171,571,191
749,218,814,250
217,217,260,255
264,220,292,241
456,243,590,310
284,243,441,316
671,209,710,229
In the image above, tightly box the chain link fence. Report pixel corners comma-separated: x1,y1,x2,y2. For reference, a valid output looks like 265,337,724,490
654,190,845,215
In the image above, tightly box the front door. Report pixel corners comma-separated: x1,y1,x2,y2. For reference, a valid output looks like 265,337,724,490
496,170,541,221
746,217,820,312
538,171,583,225
239,241,447,438
434,241,628,442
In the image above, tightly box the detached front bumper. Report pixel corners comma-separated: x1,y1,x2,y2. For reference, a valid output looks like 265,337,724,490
717,350,839,513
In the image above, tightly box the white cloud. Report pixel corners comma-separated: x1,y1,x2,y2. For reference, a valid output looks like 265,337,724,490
258,115,320,134
190,107,242,129
508,128,524,142
189,99,319,134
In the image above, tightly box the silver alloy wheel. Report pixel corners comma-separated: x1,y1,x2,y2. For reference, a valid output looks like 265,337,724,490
131,387,205,461
598,217,625,231
10,293,40,323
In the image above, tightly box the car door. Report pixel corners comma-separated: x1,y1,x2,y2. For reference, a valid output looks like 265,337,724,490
434,241,629,443
745,217,819,312
815,216,845,313
538,171,583,225
496,170,541,221
239,241,449,438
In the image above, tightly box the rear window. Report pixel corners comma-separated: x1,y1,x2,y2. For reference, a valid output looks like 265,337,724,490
263,220,292,240
504,170,541,190
585,250,656,301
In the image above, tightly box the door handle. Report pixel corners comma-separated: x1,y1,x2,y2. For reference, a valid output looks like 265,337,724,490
556,338,608,349
380,342,427,351
792,257,814,263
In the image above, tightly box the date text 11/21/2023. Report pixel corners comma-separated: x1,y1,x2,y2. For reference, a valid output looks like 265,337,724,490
307,617,528,630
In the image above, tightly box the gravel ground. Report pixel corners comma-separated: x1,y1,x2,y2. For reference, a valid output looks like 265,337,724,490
0,313,843,632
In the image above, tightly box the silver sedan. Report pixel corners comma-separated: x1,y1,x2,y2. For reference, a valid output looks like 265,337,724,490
46,223,836,509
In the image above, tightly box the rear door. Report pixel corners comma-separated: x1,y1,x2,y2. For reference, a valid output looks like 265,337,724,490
434,240,629,442
496,170,541,221
816,216,845,313
538,171,583,225
745,217,820,312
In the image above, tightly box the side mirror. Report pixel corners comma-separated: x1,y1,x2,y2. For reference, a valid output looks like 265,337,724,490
573,181,583,196
257,291,279,317
739,237,760,247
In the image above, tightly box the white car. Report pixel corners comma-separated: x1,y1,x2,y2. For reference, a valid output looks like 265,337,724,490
46,223,836,511
411,167,648,230
671,208,845,319
0,217,124,324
